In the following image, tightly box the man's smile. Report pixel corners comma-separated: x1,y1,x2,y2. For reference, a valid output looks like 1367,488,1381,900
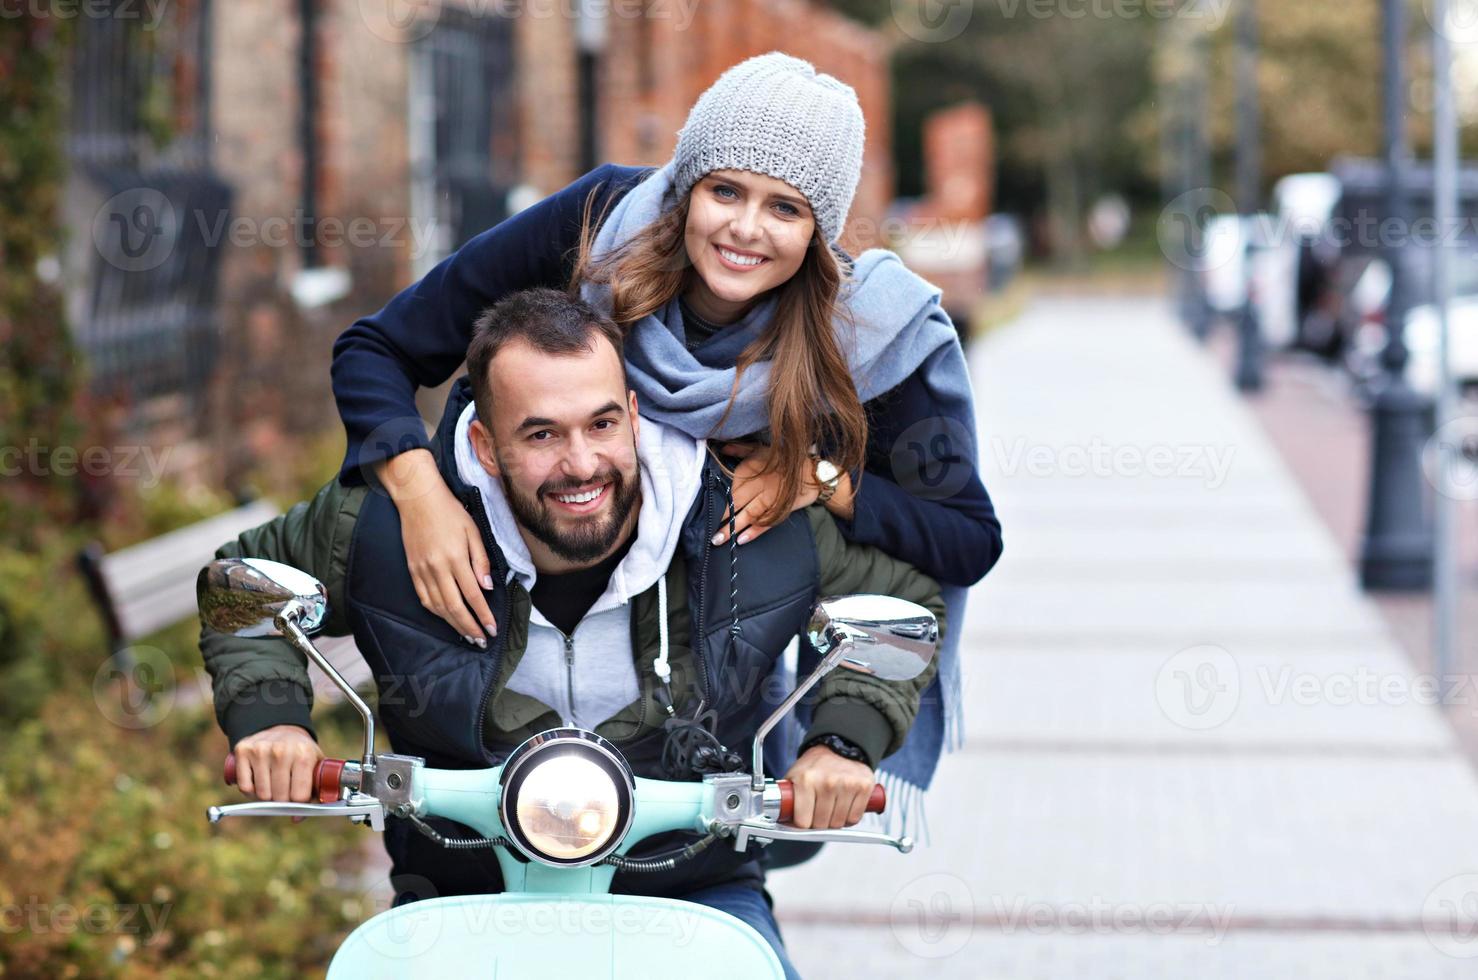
548,482,610,514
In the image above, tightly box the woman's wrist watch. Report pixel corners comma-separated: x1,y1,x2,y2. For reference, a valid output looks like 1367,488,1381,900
813,457,842,504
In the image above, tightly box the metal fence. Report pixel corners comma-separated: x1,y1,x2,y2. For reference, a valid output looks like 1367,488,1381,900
68,0,231,417
409,7,517,278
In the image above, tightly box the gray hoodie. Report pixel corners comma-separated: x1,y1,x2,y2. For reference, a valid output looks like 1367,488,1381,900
452,401,707,729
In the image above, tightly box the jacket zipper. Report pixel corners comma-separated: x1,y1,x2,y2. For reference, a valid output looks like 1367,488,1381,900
562,631,577,726
691,467,715,708
464,486,509,759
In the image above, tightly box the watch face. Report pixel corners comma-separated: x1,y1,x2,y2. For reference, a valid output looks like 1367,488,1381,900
815,459,840,485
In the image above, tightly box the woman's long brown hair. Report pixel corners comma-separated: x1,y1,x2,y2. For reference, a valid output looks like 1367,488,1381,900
569,180,868,528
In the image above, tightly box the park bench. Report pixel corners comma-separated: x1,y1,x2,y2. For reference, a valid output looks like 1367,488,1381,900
78,499,370,703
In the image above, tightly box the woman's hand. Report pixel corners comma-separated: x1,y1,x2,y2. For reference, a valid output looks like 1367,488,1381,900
713,442,853,544
377,450,497,646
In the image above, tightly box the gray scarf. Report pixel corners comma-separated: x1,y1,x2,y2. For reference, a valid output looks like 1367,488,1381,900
579,161,979,834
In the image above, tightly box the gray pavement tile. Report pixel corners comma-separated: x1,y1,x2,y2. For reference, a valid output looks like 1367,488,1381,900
771,753,1478,920
957,650,1457,750
777,927,1477,980
968,577,1388,637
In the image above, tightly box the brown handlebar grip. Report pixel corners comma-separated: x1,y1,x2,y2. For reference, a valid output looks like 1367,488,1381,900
316,758,346,803
223,753,344,803
776,780,886,824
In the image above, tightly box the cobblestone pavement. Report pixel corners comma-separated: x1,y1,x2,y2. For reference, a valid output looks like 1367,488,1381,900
766,294,1478,979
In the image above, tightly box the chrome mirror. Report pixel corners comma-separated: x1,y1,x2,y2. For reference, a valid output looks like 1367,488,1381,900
751,595,939,789
198,558,376,772
198,558,328,637
807,594,938,682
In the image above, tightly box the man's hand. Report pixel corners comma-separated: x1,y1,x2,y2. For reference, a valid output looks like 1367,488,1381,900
780,743,876,829
233,725,323,802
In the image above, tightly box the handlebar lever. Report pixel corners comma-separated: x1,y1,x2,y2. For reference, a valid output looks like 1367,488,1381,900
728,818,913,854
207,795,385,830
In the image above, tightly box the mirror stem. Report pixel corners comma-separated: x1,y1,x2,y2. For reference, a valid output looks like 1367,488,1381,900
277,600,377,774
750,643,846,792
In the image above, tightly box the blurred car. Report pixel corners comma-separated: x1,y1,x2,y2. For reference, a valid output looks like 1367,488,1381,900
985,214,1024,292
1199,212,1298,350
1344,248,1478,398
1257,173,1343,357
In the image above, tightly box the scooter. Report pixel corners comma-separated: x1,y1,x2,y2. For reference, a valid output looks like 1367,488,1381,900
198,557,938,978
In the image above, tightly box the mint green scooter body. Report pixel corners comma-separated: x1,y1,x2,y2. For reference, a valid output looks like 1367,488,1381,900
324,768,785,978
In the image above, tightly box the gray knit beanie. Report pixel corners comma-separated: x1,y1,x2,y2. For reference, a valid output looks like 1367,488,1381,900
671,52,865,244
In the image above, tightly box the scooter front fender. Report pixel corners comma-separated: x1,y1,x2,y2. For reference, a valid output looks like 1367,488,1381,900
325,893,784,979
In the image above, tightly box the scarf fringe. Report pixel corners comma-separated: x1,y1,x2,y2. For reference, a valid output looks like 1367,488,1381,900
875,769,932,847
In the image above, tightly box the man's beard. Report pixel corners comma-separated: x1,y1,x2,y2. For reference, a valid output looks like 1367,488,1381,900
498,458,641,564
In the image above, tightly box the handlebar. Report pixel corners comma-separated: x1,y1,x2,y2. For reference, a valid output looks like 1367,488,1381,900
775,779,886,824
221,757,884,825
224,752,347,804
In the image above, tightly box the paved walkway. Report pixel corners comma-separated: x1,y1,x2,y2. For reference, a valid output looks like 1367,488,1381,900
767,294,1478,978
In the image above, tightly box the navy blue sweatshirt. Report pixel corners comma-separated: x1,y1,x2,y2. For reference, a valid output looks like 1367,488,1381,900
331,164,1003,587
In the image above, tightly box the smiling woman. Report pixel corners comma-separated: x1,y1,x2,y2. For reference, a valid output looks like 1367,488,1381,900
681,171,817,324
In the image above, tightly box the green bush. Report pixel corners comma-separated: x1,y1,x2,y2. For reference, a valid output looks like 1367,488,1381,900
0,693,367,979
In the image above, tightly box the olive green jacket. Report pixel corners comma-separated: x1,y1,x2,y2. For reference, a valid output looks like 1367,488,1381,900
200,478,944,771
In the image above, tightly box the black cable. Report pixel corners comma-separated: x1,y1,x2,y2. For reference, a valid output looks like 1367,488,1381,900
408,812,510,850
601,833,718,873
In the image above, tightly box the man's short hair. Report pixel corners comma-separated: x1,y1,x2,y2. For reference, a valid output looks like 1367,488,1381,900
466,288,626,428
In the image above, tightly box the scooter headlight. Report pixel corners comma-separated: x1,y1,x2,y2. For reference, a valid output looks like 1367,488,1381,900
499,729,635,868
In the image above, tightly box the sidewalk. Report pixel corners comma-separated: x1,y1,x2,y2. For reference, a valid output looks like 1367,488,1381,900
767,294,1478,978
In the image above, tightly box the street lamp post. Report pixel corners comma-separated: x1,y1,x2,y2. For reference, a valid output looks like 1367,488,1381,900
1431,0,1459,676
1233,0,1264,392
1359,0,1435,591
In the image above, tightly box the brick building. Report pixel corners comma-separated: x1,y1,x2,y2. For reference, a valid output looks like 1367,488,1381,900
67,0,895,490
